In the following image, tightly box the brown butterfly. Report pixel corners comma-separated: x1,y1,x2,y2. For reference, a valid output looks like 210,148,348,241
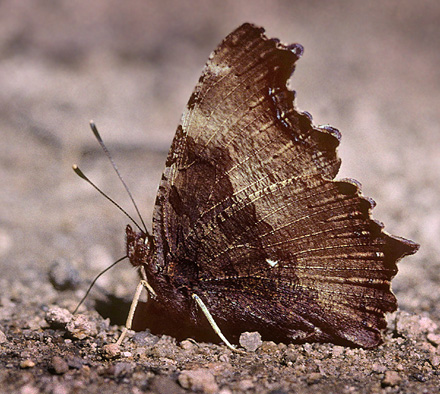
86,23,419,350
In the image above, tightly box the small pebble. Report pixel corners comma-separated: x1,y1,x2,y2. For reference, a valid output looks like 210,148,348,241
66,314,99,339
45,306,73,329
303,343,313,354
412,373,427,382
133,330,159,346
178,368,219,394
382,370,401,387
259,341,278,353
429,354,440,368
51,356,69,374
307,372,322,385
372,363,387,373
395,312,438,339
50,382,69,394
238,379,254,390
284,348,297,363
219,353,230,363
67,356,84,370
102,343,120,359
20,359,35,369
113,362,134,377
239,331,262,352
277,342,287,351
331,346,345,357
149,375,185,394
0,329,7,343
180,339,198,351
427,333,440,346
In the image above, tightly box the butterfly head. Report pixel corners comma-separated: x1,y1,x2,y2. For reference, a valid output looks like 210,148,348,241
125,224,154,269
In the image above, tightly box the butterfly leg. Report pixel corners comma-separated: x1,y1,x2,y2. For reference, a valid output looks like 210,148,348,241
116,280,145,345
192,294,245,353
116,266,156,345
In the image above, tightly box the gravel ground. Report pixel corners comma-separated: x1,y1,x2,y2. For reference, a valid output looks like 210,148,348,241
0,1,439,393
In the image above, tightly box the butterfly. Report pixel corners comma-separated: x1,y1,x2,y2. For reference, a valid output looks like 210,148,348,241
87,23,418,350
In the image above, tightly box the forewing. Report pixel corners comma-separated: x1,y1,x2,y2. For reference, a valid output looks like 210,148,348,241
152,23,418,347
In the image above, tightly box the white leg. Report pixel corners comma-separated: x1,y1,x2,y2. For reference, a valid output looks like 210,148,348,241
116,279,145,345
192,293,245,353
116,266,156,345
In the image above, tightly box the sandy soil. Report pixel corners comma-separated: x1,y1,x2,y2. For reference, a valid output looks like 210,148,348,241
0,1,439,393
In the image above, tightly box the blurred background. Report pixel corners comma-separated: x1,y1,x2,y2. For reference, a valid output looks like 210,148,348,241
0,0,438,326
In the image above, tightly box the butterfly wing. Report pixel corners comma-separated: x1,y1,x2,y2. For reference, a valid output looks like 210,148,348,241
151,23,418,347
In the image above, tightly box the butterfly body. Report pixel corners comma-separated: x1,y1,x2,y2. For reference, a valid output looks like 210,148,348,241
125,23,418,348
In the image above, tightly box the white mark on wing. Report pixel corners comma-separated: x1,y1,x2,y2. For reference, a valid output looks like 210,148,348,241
266,259,278,268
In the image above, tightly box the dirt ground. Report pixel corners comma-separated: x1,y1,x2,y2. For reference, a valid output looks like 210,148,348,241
1,1,439,393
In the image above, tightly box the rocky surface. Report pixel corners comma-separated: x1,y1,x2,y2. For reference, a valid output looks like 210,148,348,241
1,300,439,393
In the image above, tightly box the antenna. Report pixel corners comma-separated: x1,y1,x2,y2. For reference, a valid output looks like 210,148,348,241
73,255,127,314
73,165,144,233
89,121,148,233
